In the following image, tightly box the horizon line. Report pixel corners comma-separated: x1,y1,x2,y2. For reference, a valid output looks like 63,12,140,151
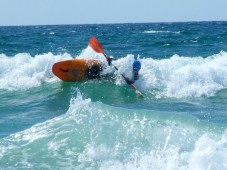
0,20,226,27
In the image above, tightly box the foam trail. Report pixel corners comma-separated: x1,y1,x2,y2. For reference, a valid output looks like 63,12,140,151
143,30,181,34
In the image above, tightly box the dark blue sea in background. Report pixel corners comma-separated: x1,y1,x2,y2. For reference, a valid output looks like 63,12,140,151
0,22,227,169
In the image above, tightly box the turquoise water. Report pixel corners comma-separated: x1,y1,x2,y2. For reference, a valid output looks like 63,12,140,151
0,22,227,169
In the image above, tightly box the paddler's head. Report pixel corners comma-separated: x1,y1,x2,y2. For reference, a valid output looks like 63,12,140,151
133,60,141,72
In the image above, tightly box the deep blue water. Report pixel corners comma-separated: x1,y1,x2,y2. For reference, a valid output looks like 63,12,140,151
1,22,227,58
0,22,227,169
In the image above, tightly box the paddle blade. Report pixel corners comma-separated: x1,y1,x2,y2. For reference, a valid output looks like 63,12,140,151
89,36,104,53
135,89,144,97
130,84,143,97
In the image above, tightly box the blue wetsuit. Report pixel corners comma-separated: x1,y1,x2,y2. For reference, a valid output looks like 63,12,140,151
124,70,139,85
124,60,141,85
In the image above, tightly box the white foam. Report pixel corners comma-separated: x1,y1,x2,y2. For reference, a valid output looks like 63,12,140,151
101,51,227,98
1,49,227,98
0,52,72,90
0,93,226,169
97,131,227,170
143,30,181,34
0,47,108,91
77,46,107,62
136,51,227,98
186,133,227,170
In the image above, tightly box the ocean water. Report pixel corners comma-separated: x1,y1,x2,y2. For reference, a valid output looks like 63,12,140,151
0,22,227,169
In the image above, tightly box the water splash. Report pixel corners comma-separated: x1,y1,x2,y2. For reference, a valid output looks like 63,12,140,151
1,50,227,98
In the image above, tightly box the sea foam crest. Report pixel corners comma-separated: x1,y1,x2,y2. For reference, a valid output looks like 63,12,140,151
0,53,72,90
1,50,227,98
0,47,107,91
113,51,227,98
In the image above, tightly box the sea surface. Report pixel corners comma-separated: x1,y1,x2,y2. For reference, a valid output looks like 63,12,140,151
0,22,227,169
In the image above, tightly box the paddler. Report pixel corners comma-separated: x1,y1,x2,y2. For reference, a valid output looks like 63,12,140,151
89,36,143,96
121,60,141,86
106,55,142,95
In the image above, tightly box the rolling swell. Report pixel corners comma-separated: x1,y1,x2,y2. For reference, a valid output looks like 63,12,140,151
0,94,226,169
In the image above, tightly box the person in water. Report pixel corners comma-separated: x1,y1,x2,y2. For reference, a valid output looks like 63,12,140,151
105,56,141,85
86,56,115,79
87,61,103,79
106,56,142,96
87,55,141,92
85,55,142,95
121,60,141,86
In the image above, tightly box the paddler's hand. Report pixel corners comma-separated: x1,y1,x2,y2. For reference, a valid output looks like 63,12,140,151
105,56,116,66
122,74,134,85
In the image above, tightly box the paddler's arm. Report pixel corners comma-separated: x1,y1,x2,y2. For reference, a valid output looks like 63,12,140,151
121,74,143,96
121,74,134,85
105,55,116,66
130,84,143,96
